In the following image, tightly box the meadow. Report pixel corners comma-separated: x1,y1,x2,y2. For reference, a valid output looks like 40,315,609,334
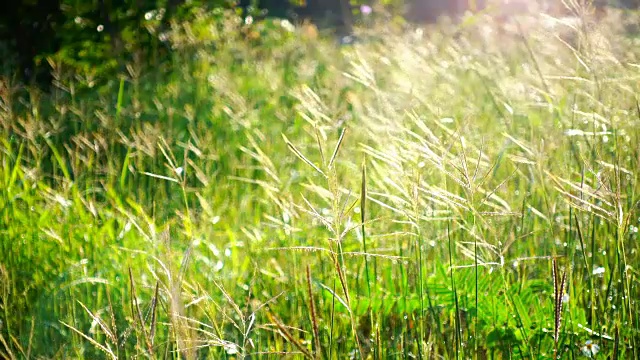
1,4,640,359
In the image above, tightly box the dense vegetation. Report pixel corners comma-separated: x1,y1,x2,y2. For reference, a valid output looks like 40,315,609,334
2,1,640,359
0,0,383,87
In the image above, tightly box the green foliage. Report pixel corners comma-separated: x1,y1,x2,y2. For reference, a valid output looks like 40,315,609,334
2,4,640,359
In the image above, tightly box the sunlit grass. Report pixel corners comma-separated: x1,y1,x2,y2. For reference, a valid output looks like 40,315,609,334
1,4,640,359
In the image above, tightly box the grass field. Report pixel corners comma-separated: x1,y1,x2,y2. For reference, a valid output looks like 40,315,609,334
1,4,640,359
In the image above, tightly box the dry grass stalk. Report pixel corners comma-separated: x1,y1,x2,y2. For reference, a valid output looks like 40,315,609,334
128,267,154,356
306,265,322,359
552,258,567,357
267,311,314,359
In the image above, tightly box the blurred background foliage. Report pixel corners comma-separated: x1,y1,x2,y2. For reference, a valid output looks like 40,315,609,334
0,0,400,89
2,1,638,89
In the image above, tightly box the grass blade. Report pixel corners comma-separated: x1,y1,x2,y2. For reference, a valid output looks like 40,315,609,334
282,133,327,178
328,127,347,169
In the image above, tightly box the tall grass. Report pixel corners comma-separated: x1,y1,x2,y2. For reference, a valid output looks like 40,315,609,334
1,4,640,359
